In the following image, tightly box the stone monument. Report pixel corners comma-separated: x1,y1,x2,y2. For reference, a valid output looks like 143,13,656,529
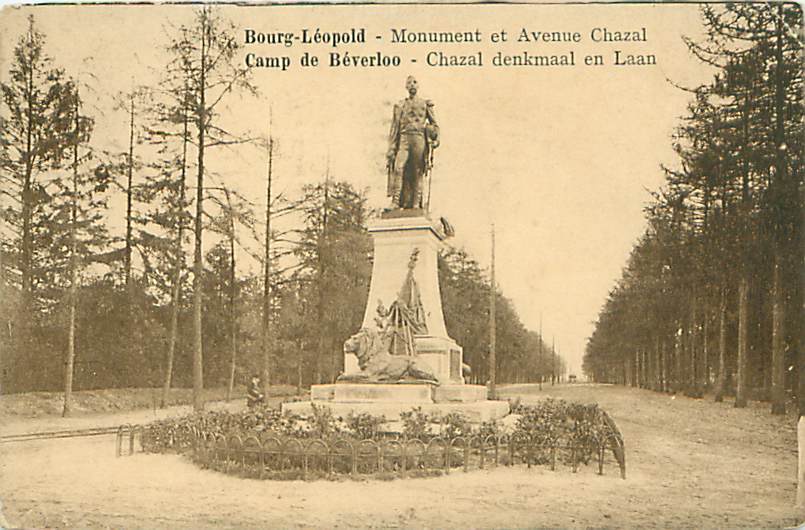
283,77,509,423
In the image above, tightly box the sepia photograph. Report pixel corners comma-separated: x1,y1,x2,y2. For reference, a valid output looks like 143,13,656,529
0,1,802,528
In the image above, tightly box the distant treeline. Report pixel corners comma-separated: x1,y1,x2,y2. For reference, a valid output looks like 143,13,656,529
583,5,803,415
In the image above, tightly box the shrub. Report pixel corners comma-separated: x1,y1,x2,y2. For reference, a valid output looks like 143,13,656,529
345,411,386,440
400,407,431,440
477,419,503,440
439,412,471,440
308,403,342,439
140,397,622,479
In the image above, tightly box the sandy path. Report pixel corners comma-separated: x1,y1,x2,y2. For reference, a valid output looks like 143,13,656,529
0,398,284,437
1,384,803,529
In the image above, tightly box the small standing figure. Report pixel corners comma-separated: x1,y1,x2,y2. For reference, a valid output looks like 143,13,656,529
386,76,440,210
246,374,265,408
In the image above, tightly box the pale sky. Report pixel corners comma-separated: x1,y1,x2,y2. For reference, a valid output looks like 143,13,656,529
0,3,713,375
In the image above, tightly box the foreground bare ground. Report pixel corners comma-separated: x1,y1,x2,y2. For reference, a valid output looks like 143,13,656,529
0,384,802,529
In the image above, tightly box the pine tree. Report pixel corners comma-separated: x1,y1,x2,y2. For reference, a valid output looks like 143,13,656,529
163,7,256,410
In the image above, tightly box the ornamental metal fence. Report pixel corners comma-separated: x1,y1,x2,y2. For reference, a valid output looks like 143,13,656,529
124,424,626,480
119,409,627,481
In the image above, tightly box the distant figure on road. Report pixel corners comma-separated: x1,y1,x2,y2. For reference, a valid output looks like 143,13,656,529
247,374,265,408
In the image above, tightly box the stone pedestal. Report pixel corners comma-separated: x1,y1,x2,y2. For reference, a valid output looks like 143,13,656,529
283,383,509,423
283,212,509,424
343,214,463,384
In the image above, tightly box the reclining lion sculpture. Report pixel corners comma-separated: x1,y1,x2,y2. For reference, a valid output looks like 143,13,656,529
338,328,440,384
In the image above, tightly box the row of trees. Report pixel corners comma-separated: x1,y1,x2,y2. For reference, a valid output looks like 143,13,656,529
0,9,564,413
583,4,802,415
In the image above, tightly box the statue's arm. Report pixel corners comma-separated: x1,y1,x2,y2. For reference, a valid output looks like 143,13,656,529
426,100,440,148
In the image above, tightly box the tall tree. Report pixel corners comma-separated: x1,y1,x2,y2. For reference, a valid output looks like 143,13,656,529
585,4,802,422
164,7,256,410
0,16,77,391
50,85,107,415
291,180,371,384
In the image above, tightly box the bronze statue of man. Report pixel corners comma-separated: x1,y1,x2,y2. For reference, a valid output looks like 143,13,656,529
386,76,440,210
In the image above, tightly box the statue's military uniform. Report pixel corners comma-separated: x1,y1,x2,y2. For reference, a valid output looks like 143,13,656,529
387,96,438,209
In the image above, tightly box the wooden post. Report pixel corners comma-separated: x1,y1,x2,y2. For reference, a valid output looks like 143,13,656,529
551,337,555,386
538,313,543,391
262,124,273,397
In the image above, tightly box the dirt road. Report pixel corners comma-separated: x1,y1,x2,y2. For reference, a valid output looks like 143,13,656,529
1,384,802,529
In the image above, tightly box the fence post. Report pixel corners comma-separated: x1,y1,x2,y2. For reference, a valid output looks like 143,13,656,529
444,442,450,474
598,444,604,475
526,437,532,469
128,426,136,455
259,444,266,480
550,442,556,471
401,443,407,478
571,444,578,473
378,443,384,474
116,425,125,457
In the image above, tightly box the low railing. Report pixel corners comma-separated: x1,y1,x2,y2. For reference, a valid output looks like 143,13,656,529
115,424,143,457
121,414,627,481
172,429,626,480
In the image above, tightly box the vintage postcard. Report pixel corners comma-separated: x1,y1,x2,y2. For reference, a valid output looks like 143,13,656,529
0,2,801,529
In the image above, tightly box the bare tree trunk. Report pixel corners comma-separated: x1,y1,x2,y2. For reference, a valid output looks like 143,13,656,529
297,339,304,396
689,301,701,397
645,350,650,389
64,210,77,417
702,314,709,392
162,276,181,408
160,87,189,409
798,417,805,507
715,287,728,402
63,96,80,418
674,324,683,393
652,338,658,391
191,18,207,412
488,225,496,399
226,190,238,402
770,252,786,414
770,4,788,416
21,24,35,315
735,274,749,408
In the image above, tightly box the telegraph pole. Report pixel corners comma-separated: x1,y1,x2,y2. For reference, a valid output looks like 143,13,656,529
262,113,273,398
551,336,556,386
538,313,543,391
488,223,497,400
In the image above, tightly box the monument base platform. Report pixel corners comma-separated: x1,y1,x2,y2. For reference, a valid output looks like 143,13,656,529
282,400,510,423
283,382,509,423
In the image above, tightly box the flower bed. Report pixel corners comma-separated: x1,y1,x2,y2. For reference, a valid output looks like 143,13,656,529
137,398,626,480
